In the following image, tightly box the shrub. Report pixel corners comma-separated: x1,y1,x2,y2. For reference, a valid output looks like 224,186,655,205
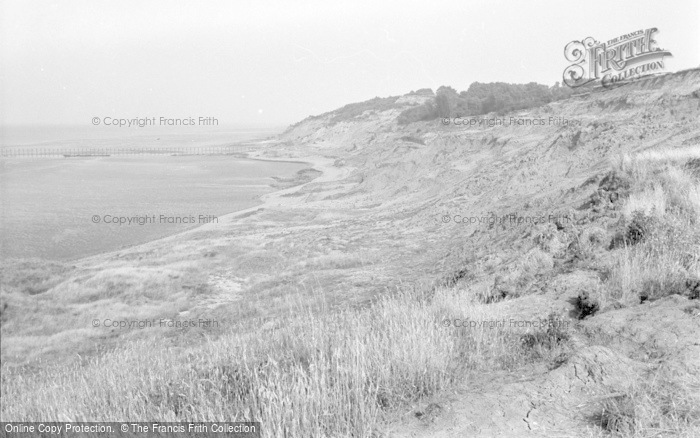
328,96,401,125
574,291,600,319
609,212,656,249
397,101,438,124
686,277,700,300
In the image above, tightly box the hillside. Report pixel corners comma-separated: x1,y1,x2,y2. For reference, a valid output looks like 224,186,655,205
2,69,700,437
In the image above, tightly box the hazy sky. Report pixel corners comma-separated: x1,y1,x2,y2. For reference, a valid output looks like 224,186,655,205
1,0,698,127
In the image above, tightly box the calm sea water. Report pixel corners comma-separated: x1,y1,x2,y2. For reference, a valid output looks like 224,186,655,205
0,125,306,260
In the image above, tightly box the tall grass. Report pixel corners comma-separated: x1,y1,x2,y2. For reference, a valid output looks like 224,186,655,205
604,146,700,305
590,146,700,435
1,287,561,436
586,364,700,437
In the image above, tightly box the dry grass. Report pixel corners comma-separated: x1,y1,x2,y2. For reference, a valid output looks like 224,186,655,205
575,146,700,437
630,145,700,164
1,286,568,436
585,364,700,437
0,262,202,364
604,147,700,305
621,183,666,219
299,252,365,270
617,147,700,220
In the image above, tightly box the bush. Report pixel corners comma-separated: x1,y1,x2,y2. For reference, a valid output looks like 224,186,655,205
328,96,400,125
397,101,438,124
574,291,600,319
609,212,656,249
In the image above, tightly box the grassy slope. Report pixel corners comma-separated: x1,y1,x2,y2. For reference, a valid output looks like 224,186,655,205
2,70,700,436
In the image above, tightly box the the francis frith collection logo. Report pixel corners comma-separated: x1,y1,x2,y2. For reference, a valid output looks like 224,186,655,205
563,28,672,88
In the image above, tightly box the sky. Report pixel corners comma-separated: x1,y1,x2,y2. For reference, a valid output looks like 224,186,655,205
1,0,698,127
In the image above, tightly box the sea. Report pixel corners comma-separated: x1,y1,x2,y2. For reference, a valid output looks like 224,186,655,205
0,124,307,260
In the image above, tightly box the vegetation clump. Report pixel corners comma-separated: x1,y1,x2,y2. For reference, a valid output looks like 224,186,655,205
574,290,600,319
519,312,570,354
398,81,578,124
609,212,656,249
602,146,700,305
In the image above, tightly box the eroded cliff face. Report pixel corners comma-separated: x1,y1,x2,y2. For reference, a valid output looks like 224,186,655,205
263,69,700,436
270,69,700,236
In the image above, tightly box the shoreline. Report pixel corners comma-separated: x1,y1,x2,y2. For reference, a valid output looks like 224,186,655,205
70,152,341,266
1,151,320,265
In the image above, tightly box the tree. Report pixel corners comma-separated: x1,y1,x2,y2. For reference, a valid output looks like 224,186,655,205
435,93,451,118
481,94,497,114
